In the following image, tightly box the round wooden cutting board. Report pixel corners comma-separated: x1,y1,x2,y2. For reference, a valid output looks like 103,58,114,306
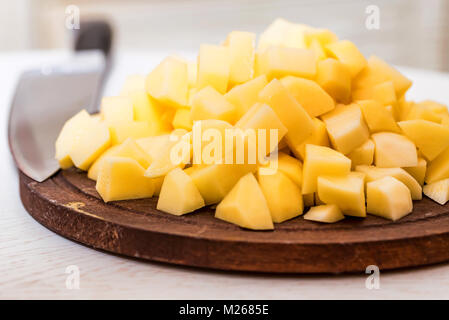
19,168,449,273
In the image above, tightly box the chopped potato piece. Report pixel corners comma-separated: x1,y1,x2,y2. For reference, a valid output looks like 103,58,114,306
225,75,268,119
291,118,330,160
398,120,449,161
96,156,155,202
259,79,314,151
321,103,369,155
304,204,344,223
358,100,400,133
317,172,366,217
353,81,396,107
55,109,91,169
88,138,151,181
191,86,236,123
371,132,418,168
347,139,374,169
215,173,274,230
258,169,303,223
257,46,317,80
235,103,288,156
224,31,256,85
325,40,367,77
423,179,449,205
172,108,193,130
302,145,351,194
257,18,310,51
108,121,155,145
316,58,351,103
353,55,412,98
146,56,188,108
403,157,427,186
157,168,205,215
197,44,231,94
425,147,449,184
280,76,335,117
366,176,413,221
355,165,422,200
189,163,257,205
101,96,134,123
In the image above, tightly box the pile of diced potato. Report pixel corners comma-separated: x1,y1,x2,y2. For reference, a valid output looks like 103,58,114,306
55,18,449,230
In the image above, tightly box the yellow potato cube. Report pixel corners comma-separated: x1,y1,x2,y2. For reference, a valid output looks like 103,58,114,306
403,157,427,186
304,204,344,223
308,39,327,61
187,61,197,88
144,130,191,178
109,121,155,145
96,156,154,202
280,76,335,117
423,178,449,205
347,139,374,169
353,56,412,98
215,172,273,230
260,151,303,186
325,40,367,77
153,176,165,196
100,96,134,123
88,145,121,181
259,79,314,150
127,91,172,134
371,132,418,168
405,101,448,124
146,56,188,108
304,28,338,46
189,163,256,205
321,103,369,154
172,108,193,130
224,75,268,119
120,75,173,133
274,152,303,186
302,144,351,194
224,31,255,85
68,119,110,171
317,172,366,217
191,86,236,123
55,109,91,169
235,103,288,156
358,100,400,133
355,165,422,200
88,138,151,181
157,168,205,215
257,18,309,51
425,147,449,183
197,44,231,94
353,81,396,107
257,169,303,223
398,120,449,161
366,176,413,221
291,118,330,160
316,58,351,103
257,46,317,80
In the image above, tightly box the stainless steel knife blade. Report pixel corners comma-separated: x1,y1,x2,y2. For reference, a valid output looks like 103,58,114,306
8,51,106,182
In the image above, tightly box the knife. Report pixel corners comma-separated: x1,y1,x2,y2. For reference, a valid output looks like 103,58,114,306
8,20,113,182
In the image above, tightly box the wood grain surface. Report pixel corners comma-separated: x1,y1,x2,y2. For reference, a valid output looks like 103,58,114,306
18,168,449,274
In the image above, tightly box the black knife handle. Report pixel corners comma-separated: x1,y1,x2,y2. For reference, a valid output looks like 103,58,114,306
73,20,113,59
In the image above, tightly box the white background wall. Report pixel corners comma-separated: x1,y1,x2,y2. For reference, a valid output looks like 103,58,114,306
1,0,448,71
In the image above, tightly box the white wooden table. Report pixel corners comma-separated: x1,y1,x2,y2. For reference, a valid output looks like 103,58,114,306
1,50,449,299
